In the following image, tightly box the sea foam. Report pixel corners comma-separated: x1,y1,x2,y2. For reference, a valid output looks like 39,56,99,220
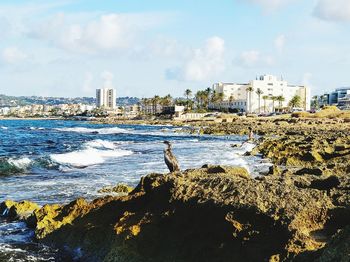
7,157,32,169
50,140,133,168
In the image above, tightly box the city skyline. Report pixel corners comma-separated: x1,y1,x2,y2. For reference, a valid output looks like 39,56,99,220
0,0,349,98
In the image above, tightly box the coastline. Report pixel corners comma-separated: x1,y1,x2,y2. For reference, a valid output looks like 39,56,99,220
1,117,349,261
0,117,65,121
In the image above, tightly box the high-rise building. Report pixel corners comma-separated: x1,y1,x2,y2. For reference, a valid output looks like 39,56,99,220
212,75,310,112
96,88,117,109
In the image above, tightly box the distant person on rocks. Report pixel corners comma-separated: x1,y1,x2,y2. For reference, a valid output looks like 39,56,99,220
163,141,180,173
248,127,254,141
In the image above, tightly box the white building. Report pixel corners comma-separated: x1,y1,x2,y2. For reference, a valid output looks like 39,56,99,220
212,75,310,113
96,88,117,109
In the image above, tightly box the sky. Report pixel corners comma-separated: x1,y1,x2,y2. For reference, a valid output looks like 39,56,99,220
0,0,349,98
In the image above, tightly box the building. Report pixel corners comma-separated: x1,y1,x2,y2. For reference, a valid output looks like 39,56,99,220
96,88,117,109
212,75,310,113
328,87,350,105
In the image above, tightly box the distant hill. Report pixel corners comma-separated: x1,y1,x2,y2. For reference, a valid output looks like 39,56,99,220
0,95,140,107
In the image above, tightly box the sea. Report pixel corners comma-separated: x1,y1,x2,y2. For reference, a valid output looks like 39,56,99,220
0,119,271,261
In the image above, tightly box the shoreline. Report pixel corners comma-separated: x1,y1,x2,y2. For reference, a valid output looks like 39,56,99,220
0,117,65,120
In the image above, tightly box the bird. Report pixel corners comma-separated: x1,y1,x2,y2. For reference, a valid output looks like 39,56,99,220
163,141,180,173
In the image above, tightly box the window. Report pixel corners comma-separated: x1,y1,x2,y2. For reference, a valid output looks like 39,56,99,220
268,83,273,86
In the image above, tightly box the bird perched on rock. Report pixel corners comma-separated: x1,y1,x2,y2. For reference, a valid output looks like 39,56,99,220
163,141,180,173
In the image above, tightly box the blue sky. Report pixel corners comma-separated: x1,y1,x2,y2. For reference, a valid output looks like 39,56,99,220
0,0,349,98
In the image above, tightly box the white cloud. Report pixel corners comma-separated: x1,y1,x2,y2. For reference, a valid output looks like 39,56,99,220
167,36,226,81
274,34,286,53
29,12,165,54
2,47,28,64
314,0,350,22
239,50,274,67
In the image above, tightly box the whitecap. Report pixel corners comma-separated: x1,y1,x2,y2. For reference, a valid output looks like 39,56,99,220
7,157,32,169
50,148,132,168
84,139,116,150
0,126,8,130
50,140,133,168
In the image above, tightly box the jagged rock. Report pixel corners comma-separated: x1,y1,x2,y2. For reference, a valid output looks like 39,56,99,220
29,198,91,239
98,183,134,195
0,200,39,220
25,166,345,262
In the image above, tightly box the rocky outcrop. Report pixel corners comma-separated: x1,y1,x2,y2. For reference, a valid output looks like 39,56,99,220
0,200,39,220
15,165,348,262
97,183,134,195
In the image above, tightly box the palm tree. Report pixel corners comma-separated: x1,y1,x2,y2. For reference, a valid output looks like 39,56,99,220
195,91,204,109
262,95,269,113
271,96,277,112
184,89,192,110
246,86,254,113
288,95,301,110
160,94,173,106
276,95,285,111
151,95,161,115
256,88,263,113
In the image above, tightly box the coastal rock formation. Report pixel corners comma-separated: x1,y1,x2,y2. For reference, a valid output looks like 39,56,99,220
0,200,39,220
16,165,349,262
97,183,134,195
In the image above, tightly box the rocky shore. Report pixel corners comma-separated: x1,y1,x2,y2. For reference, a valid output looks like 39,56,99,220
1,118,349,261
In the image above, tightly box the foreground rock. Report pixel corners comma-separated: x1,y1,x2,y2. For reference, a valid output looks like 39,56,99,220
9,165,348,262
0,200,39,220
97,183,134,195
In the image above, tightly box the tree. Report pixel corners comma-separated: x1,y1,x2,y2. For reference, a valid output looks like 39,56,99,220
151,95,161,115
311,95,319,109
160,94,173,106
256,88,263,113
246,86,254,113
195,91,204,109
262,95,269,113
276,95,285,111
184,89,192,110
271,96,277,112
204,87,212,108
288,95,302,109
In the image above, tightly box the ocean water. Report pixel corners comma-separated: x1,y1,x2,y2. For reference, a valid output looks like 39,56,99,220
0,120,271,261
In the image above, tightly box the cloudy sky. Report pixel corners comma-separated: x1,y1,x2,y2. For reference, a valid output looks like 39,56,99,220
0,0,349,98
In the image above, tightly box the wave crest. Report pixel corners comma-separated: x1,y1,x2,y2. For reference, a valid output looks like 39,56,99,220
50,140,132,168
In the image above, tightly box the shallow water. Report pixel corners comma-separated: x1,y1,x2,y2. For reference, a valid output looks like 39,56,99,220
0,120,271,261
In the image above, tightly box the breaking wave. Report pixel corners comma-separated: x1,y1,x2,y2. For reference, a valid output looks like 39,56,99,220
0,157,33,175
0,157,59,175
50,139,133,168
